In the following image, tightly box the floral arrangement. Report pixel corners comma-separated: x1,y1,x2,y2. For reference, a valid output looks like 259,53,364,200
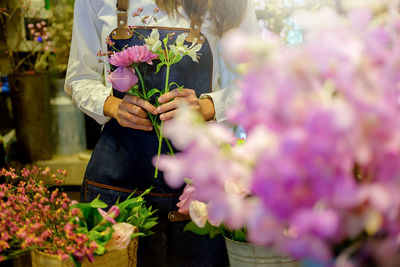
157,1,400,266
102,8,202,177
0,167,157,265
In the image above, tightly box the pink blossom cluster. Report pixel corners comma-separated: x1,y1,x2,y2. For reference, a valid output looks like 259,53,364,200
27,21,51,51
158,5,400,267
0,167,95,263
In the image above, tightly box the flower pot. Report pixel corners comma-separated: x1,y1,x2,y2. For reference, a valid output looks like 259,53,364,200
224,237,300,267
31,237,138,267
50,78,86,155
8,73,52,163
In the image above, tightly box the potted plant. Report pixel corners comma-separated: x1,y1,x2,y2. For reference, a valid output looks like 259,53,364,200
0,1,53,162
156,1,400,266
0,166,157,267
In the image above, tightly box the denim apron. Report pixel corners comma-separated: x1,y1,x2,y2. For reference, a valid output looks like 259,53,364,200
80,1,228,266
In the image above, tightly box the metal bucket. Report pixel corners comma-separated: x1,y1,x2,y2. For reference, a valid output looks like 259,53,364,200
225,237,300,267
50,78,86,155
8,73,52,163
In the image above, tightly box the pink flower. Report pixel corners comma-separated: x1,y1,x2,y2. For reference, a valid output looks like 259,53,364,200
176,184,197,214
97,205,120,224
107,67,138,92
108,45,158,67
105,223,135,251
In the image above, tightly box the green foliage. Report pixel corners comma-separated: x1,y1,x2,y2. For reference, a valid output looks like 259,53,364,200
184,221,247,243
70,187,158,257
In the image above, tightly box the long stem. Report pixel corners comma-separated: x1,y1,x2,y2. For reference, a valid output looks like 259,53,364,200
164,63,171,93
154,120,164,178
134,65,147,98
133,65,162,138
154,64,173,178
148,112,160,137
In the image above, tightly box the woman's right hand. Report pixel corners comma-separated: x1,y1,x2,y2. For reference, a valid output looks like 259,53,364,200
103,95,158,131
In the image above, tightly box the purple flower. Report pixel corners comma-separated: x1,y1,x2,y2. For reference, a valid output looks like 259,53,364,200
107,67,138,92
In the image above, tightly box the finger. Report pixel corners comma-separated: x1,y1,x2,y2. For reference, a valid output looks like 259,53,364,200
158,88,194,103
119,109,153,126
159,109,178,121
119,101,148,118
124,95,158,115
120,118,153,131
157,97,187,113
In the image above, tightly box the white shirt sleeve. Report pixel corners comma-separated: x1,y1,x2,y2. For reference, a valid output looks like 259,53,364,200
201,0,258,123
64,0,112,125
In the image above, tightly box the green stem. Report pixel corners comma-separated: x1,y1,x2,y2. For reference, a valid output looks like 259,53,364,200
164,137,174,155
164,64,171,93
154,120,164,178
148,112,160,137
134,65,147,98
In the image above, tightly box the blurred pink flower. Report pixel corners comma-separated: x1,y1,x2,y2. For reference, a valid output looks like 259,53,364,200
107,66,138,92
176,183,197,214
105,223,134,251
108,45,158,67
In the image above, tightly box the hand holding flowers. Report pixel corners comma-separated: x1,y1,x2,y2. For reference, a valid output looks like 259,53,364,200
104,28,203,177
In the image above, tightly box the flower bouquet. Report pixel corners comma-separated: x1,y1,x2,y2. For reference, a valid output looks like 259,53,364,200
156,1,400,266
0,167,157,267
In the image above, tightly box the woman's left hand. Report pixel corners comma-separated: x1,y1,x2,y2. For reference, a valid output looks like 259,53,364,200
157,88,205,121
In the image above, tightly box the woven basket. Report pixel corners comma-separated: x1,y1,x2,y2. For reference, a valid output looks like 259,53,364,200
31,227,139,267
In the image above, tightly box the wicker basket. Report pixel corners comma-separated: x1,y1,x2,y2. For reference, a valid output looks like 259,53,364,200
31,228,138,267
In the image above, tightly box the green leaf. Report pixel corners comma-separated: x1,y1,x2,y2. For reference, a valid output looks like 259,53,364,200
131,232,146,238
171,54,182,64
184,221,212,236
143,221,158,229
209,226,222,239
163,35,169,49
168,82,183,91
147,88,161,99
233,229,247,243
89,196,108,209
155,62,166,74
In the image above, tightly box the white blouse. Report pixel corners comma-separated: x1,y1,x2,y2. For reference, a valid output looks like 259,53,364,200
65,0,258,124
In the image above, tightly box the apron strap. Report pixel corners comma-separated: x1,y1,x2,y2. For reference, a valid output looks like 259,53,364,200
112,0,133,40
113,0,205,43
185,19,205,44
116,0,129,11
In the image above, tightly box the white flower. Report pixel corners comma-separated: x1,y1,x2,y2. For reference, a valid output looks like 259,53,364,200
145,29,162,52
105,223,135,251
169,33,202,62
169,44,188,57
189,200,208,228
175,32,186,46
187,43,202,63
